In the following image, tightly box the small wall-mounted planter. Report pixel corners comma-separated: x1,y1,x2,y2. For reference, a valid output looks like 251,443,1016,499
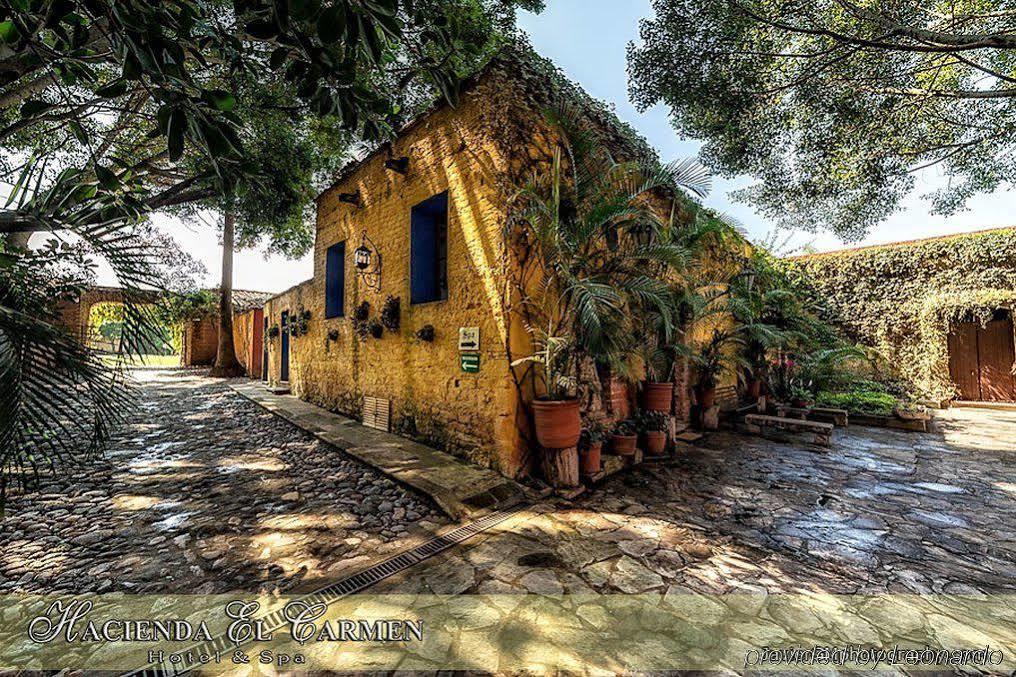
381,295,400,333
415,324,436,342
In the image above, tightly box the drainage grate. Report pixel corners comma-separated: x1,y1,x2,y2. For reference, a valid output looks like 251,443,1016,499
119,504,525,677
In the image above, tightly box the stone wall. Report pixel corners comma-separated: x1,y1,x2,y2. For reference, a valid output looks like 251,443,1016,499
232,308,264,378
181,317,217,367
265,71,527,477
789,227,1016,399
263,57,745,478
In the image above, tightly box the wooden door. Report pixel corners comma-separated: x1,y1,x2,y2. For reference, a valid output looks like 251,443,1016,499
949,322,981,400
948,313,1016,401
261,315,269,381
978,316,1016,401
280,311,290,382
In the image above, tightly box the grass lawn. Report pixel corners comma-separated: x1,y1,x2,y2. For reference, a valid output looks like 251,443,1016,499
99,354,181,368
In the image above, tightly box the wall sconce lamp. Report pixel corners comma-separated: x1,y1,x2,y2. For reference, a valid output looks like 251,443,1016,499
384,156,410,175
354,230,382,292
338,189,362,206
735,261,757,291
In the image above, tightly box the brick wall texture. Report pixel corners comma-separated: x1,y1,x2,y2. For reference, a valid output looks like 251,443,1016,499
264,60,731,478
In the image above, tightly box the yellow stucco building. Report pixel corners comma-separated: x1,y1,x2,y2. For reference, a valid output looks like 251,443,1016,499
264,51,737,479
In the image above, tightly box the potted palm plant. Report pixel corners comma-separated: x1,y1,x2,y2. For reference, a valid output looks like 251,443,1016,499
690,328,745,409
579,420,607,475
636,410,668,456
610,419,638,456
638,336,684,412
507,105,716,452
513,333,581,449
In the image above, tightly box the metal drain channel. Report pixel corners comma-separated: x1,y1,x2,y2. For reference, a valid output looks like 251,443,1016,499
120,504,525,677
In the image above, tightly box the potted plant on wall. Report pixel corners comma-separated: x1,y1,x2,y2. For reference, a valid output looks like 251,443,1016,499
636,410,668,456
788,383,814,409
609,418,638,456
579,420,606,475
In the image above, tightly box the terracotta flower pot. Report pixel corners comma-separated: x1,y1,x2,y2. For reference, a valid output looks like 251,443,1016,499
746,379,762,399
531,398,581,449
579,441,602,475
643,430,667,456
643,381,674,412
696,385,717,409
610,434,637,456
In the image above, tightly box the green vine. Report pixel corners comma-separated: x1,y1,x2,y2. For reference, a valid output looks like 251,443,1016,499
787,228,1016,399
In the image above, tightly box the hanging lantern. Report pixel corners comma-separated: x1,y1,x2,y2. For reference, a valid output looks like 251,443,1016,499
354,230,382,291
354,243,372,270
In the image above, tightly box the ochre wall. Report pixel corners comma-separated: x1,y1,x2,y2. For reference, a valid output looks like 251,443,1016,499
262,61,749,477
264,76,527,476
232,308,264,378
181,317,217,366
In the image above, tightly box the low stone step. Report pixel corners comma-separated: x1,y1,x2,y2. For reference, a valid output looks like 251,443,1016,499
674,431,703,443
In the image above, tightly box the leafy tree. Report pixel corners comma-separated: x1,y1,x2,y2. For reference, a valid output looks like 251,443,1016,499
0,0,539,512
628,0,1016,240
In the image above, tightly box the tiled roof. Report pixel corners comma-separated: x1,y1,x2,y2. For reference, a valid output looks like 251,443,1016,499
229,289,274,312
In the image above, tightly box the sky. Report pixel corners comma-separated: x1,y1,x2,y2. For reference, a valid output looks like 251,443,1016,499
100,0,1015,292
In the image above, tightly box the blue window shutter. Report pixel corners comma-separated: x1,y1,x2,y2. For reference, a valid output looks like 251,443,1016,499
325,241,346,318
410,191,448,304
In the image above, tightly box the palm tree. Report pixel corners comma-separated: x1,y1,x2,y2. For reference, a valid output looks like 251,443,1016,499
507,103,715,400
0,164,160,516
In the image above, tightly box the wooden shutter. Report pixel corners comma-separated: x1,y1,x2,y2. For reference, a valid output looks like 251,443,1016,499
410,191,448,304
362,396,391,432
325,241,346,318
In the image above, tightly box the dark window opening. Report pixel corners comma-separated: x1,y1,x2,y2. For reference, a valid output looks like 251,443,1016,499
410,191,449,305
325,241,346,318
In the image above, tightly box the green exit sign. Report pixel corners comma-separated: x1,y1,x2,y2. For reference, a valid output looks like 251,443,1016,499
460,353,480,373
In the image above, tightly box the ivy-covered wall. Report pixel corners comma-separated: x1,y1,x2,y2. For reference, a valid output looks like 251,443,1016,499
787,228,1016,400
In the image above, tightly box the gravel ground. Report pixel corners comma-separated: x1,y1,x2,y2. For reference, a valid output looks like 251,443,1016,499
0,369,447,594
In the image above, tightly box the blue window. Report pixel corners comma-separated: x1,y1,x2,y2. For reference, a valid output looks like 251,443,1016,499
325,241,346,318
410,191,449,305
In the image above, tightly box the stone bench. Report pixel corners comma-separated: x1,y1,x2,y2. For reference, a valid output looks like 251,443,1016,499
775,405,849,427
744,414,833,447
810,407,848,427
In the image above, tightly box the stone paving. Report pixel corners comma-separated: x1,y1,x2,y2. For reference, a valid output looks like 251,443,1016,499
0,369,446,595
372,406,1016,597
230,381,527,519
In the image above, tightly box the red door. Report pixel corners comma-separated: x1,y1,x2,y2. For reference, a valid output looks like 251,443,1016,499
949,313,1016,401
251,308,264,379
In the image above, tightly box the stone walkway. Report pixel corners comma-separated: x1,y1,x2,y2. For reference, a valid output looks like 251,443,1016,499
0,369,447,594
230,382,527,519
371,406,1016,597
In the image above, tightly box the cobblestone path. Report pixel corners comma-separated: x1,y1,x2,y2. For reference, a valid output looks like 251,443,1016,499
373,407,1016,597
0,370,446,594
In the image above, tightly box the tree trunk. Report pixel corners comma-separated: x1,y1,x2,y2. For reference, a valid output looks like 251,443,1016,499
541,446,580,489
209,211,245,378
4,232,31,249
